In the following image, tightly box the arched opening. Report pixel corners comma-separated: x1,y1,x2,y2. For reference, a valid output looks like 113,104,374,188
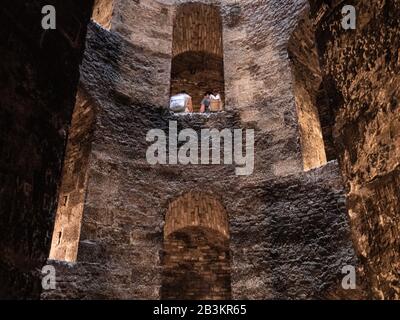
92,0,114,30
48,1,111,264
288,13,329,171
48,88,95,262
161,192,231,300
170,3,225,111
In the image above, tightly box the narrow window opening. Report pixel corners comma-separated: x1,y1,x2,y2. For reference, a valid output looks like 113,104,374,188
62,195,68,206
57,231,62,246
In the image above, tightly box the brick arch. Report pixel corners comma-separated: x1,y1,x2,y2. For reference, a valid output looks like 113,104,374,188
164,192,229,239
172,3,223,58
170,3,225,109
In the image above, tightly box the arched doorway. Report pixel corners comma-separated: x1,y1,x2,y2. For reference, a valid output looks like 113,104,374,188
288,12,341,171
170,3,225,110
161,192,231,300
48,88,95,262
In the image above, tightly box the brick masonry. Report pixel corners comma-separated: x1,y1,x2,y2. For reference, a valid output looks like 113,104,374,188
165,192,229,239
162,227,231,300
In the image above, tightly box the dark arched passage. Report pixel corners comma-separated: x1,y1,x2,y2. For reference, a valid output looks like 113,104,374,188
161,192,231,300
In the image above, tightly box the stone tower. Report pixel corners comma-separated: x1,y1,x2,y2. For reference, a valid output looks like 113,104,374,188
38,0,399,300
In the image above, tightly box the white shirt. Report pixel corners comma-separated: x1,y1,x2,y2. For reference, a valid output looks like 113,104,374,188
170,93,191,111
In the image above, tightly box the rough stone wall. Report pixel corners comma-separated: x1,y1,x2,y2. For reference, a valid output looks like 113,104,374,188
82,22,172,109
0,0,93,299
112,0,174,55
230,161,365,299
49,87,96,262
221,0,305,178
308,0,400,299
43,106,359,300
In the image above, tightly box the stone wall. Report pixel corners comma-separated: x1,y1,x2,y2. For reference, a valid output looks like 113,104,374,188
112,0,174,55
230,161,365,299
162,193,231,299
307,0,400,299
221,0,305,178
82,22,172,109
43,114,360,300
0,0,93,299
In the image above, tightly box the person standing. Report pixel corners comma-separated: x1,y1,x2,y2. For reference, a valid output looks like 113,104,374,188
210,91,223,112
200,92,211,113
